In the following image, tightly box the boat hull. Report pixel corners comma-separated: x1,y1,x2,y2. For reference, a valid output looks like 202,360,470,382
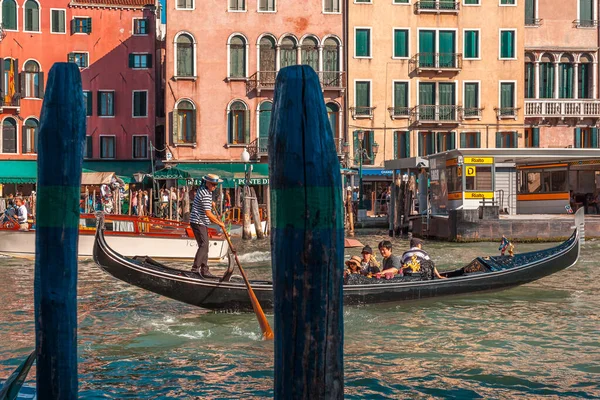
93,223,580,311
0,229,228,261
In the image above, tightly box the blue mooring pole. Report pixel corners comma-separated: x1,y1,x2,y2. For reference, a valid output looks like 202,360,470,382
269,65,344,399
34,63,86,399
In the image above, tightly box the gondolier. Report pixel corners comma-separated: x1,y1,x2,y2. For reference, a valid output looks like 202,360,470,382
190,174,226,278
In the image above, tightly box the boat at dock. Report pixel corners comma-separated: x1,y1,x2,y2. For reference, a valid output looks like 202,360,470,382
0,213,229,261
93,211,582,312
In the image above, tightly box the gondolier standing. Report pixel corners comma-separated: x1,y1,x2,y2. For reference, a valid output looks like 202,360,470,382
190,174,226,278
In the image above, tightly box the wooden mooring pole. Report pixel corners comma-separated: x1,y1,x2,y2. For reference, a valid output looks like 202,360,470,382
269,65,344,399
34,63,85,399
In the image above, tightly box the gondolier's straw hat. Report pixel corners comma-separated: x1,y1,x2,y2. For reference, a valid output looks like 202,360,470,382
203,174,223,184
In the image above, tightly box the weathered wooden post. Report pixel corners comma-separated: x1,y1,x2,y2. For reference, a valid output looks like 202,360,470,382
250,187,264,239
269,65,344,399
34,62,85,399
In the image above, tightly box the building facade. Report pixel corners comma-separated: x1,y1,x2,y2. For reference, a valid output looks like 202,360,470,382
162,0,345,165
0,0,158,165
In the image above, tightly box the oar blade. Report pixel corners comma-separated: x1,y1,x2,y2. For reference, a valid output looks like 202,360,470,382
0,350,36,400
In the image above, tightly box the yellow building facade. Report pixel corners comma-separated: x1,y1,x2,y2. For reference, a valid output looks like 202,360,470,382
347,0,525,168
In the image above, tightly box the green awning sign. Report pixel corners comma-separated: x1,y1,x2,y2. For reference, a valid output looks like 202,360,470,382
233,177,269,185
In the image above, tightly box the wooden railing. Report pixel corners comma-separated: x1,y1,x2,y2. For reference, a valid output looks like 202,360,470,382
525,100,600,117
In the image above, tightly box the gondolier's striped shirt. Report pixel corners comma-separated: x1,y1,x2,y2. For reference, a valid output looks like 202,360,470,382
190,185,212,226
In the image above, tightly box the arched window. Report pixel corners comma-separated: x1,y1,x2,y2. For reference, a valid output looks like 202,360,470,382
1,118,17,154
24,60,43,98
258,101,272,153
539,53,554,99
280,36,297,68
579,53,593,99
176,34,194,77
3,58,18,106
524,53,535,99
259,36,276,87
229,35,246,78
22,118,38,154
1,0,17,30
228,101,249,144
173,100,196,144
559,54,574,99
323,37,341,88
301,37,319,70
326,102,339,138
24,0,40,32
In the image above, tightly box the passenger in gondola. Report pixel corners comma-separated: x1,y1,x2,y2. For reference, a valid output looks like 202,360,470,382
360,245,380,275
344,256,363,277
401,238,446,279
377,240,402,278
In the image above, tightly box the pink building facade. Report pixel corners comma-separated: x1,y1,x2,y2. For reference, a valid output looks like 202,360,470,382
163,0,345,164
0,0,158,164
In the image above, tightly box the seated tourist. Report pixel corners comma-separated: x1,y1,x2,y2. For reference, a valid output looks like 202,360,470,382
344,256,363,277
401,238,446,279
360,245,380,275
378,240,402,277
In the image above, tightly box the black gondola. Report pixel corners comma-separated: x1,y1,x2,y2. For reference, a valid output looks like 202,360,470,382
93,212,582,312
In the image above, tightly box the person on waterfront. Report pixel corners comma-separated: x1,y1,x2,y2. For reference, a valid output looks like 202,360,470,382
377,240,402,277
190,174,226,278
131,191,139,215
401,238,446,279
14,197,29,231
360,245,380,275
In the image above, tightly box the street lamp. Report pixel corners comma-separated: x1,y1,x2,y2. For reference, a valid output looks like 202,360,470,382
352,130,379,210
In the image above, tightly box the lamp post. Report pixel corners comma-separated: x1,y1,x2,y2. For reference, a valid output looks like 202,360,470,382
351,130,379,210
240,147,253,239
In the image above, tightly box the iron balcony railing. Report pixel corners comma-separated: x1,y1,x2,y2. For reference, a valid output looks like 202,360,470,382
247,70,346,94
495,107,519,119
574,19,598,28
525,100,600,118
414,0,459,12
350,106,375,119
525,18,543,26
0,92,21,108
387,106,412,119
413,105,460,123
410,53,462,73
462,107,484,119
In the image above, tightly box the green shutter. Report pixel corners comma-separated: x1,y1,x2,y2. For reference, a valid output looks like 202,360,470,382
593,127,598,148
86,18,92,34
128,54,134,68
393,132,398,158
532,127,539,147
579,63,589,98
460,132,466,148
97,91,102,115
464,31,478,59
353,131,359,162
540,63,554,98
476,132,481,148
404,132,410,157
428,133,434,154
394,29,408,58
580,0,593,22
575,128,581,148
419,83,434,105
356,29,370,57
439,31,455,67
419,30,435,67
501,83,514,108
496,132,502,148
559,64,573,99
512,132,518,148
525,63,534,98
394,82,407,108
449,132,455,150
501,31,514,58
356,81,370,107
2,0,17,30
464,83,478,111
525,0,535,23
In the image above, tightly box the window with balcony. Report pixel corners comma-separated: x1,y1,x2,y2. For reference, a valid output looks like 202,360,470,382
229,35,247,78
559,56,574,99
437,132,455,151
418,29,457,68
417,82,457,121
539,54,554,98
392,81,410,117
524,127,539,148
464,30,479,59
83,91,92,116
577,0,596,27
280,36,298,68
71,17,92,34
68,52,89,68
525,0,539,25
355,28,371,58
176,33,195,77
324,0,340,12
176,0,193,9
133,91,147,117
173,100,196,144
259,0,275,11
132,136,148,159
301,37,319,70
98,91,115,117
460,132,480,148
496,131,518,148
22,118,38,154
463,82,480,118
228,100,249,145
574,127,598,148
229,0,245,11
129,54,152,69
85,136,93,159
133,18,149,35
258,101,272,153
24,0,40,32
394,131,410,158
353,130,375,165
418,131,435,156
23,60,42,99
393,29,409,58
51,9,66,33
323,38,342,87
100,136,116,159
2,0,17,30
499,30,515,59
354,80,372,118
1,118,17,154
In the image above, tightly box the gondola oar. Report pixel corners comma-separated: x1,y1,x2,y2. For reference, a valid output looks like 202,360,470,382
221,228,274,340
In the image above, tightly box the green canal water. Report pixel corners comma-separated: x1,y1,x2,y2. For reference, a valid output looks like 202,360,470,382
0,233,599,399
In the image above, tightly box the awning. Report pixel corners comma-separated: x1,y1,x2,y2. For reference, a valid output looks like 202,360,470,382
81,171,125,186
154,163,270,187
0,161,37,184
